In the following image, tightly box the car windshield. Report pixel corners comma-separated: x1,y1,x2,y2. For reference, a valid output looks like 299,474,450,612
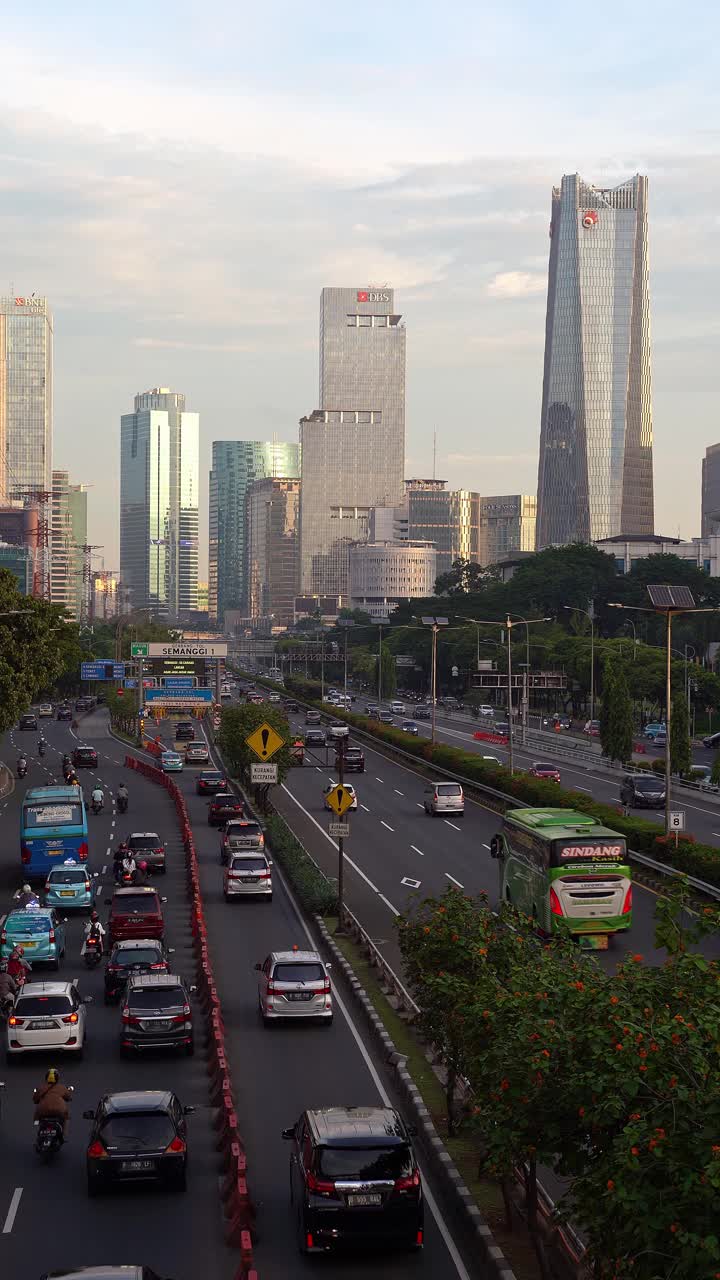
230,856,266,871
76,749,95,759
201,772,223,780
273,962,324,983
634,777,663,790
112,947,161,967
318,1145,413,1180
228,823,261,837
128,837,160,850
113,894,159,914
48,870,87,885
437,784,461,796
534,764,555,772
15,994,72,1015
127,987,185,1009
6,913,50,934
100,1114,176,1150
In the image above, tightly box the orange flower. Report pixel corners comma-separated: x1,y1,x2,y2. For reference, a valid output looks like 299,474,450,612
574,981,584,991
615,1043,624,1051
423,926,431,935
610,996,619,1005
578,1106,585,1117
607,1179,615,1191
630,1112,641,1120
669,1076,678,1088
500,1078,510,1091
632,954,644,963
451,933,459,942
711,1145,720,1157
482,1009,491,1018
639,1064,647,1072
670,1224,679,1234
478,947,487,956
672,1034,681,1044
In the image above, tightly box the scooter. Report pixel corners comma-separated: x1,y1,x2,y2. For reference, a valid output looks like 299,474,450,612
117,794,128,814
34,1107,71,1160
38,741,46,757
91,798,104,816
83,935,103,968
17,761,27,779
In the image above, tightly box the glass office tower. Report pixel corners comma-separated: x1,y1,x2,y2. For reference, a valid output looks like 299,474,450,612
120,388,199,616
0,295,53,498
299,287,406,598
208,440,300,623
536,175,654,547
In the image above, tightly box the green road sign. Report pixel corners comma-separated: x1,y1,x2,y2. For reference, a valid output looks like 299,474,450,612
131,642,149,657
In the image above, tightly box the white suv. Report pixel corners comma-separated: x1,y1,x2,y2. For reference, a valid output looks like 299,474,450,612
255,949,332,1025
7,980,91,1057
390,700,406,714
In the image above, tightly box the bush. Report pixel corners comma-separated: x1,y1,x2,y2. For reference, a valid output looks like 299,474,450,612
264,812,338,914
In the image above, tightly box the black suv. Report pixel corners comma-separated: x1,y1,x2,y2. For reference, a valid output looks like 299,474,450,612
57,705,73,721
120,974,194,1056
104,938,171,1003
208,795,244,827
20,713,38,731
282,1106,423,1254
84,1089,193,1194
339,746,365,773
620,773,666,809
73,746,98,768
126,832,167,875
174,721,195,741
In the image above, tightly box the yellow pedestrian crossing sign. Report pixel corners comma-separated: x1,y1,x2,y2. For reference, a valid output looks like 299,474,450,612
246,722,285,761
325,783,354,818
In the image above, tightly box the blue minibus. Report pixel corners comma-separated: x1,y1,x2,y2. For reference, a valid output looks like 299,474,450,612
21,786,89,878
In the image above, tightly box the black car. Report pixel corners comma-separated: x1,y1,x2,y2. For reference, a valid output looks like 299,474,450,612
413,705,431,720
19,713,38,731
104,938,171,1003
208,795,244,826
339,746,365,772
174,721,195,741
283,1106,423,1254
196,770,229,796
42,1269,172,1279
285,701,299,713
305,728,326,748
57,705,73,721
620,773,666,809
84,1090,193,1194
73,746,98,768
120,974,194,1056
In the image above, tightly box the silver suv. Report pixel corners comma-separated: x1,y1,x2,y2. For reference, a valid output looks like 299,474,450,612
255,949,333,1025
423,780,464,817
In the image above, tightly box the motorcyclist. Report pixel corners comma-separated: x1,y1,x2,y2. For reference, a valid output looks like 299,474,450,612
33,1067,73,1141
121,852,137,881
62,754,71,766
132,859,149,886
13,883,39,909
91,785,104,811
7,945,31,984
0,960,18,1015
81,909,106,956
117,780,129,810
38,737,46,756
113,841,129,883
17,753,28,776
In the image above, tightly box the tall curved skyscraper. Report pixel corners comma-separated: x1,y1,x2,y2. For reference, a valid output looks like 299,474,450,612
536,174,654,547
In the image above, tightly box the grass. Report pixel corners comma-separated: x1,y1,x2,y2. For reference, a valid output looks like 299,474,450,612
325,918,541,1280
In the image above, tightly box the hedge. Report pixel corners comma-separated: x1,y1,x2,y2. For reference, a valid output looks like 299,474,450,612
276,676,720,890
264,811,339,915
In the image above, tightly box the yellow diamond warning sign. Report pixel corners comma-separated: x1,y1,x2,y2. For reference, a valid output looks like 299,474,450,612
246,722,285,761
324,783,355,818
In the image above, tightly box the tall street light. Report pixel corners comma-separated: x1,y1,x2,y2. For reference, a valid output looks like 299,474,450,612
505,615,551,773
417,616,449,744
507,613,552,745
609,587,720,835
337,619,355,705
563,604,595,721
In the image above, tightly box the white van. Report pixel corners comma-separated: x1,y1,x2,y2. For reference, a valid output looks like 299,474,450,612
423,780,464,817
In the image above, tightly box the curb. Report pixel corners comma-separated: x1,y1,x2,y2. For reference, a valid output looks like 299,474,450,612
313,914,518,1280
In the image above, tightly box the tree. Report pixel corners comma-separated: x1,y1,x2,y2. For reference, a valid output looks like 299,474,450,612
380,644,396,698
711,751,720,787
670,689,692,777
435,558,492,595
600,659,634,764
217,703,294,784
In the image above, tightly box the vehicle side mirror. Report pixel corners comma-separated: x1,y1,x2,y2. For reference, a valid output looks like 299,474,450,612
268,860,273,867
254,962,262,971
189,985,197,994
63,918,69,924
83,995,93,1004
103,898,111,906
407,1124,418,1137
168,948,176,954
93,872,100,879
489,836,500,859
282,1126,295,1140
325,962,332,970
82,1109,94,1119
161,897,168,904
183,1105,196,1115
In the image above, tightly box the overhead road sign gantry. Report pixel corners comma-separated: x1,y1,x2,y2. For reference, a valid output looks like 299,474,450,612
246,723,285,761
146,642,228,658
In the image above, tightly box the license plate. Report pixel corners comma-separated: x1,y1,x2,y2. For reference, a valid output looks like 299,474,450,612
59,890,75,897
141,1019,172,1031
242,877,258,883
120,1159,155,1172
28,1019,57,1030
288,992,312,1001
21,940,37,948
348,1193,382,1206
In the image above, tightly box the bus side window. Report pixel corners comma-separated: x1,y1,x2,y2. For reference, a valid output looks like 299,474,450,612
490,835,501,859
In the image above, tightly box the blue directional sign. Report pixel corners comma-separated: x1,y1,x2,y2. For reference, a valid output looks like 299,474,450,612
144,687,213,704
124,678,138,688
163,677,194,689
81,662,126,681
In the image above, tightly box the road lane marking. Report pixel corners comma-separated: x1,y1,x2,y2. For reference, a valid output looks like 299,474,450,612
401,876,421,888
482,843,491,850
575,786,592,792
375,776,384,783
445,873,464,888
444,820,461,831
394,788,404,796
416,803,424,809
360,804,370,812
281,784,399,914
410,845,425,856
380,820,394,832
2,1187,22,1234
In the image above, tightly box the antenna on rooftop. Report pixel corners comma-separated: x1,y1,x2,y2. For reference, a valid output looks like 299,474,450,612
432,430,437,481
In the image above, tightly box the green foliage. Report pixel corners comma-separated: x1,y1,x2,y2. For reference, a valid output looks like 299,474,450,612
380,644,397,698
435,558,495,595
670,690,692,778
711,751,720,787
264,812,338,914
600,659,634,765
217,703,294,784
0,575,81,732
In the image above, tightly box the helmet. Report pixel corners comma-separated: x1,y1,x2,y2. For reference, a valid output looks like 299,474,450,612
22,883,31,894
0,960,7,972
90,909,99,921
45,1067,59,1084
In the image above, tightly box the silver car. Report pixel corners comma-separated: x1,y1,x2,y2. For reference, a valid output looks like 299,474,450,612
7,979,91,1057
223,851,273,901
255,949,333,1025
184,741,210,763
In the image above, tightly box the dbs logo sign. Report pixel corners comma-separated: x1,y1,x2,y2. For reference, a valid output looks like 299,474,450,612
357,291,369,302
581,210,598,229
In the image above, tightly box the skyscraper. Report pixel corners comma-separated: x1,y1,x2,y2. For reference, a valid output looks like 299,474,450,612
120,388,199,616
0,295,53,500
247,477,301,626
50,471,88,619
701,444,720,536
208,440,300,624
536,174,654,547
299,287,406,598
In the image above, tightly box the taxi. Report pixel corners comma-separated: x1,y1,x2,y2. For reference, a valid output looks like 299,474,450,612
160,751,184,773
44,859,95,911
0,904,67,968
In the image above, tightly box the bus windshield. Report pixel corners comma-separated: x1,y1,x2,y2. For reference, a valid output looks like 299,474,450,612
551,838,627,868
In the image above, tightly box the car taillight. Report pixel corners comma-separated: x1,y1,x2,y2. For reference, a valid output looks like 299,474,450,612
150,962,166,970
122,1011,142,1026
44,882,50,892
622,885,633,915
165,1136,186,1154
306,1170,337,1196
21,847,31,864
48,930,55,943
1,930,6,945
62,1012,79,1024
395,1170,420,1191
106,965,118,973
266,982,278,995
155,849,164,856
78,842,88,861
549,887,563,916
322,978,331,994
258,871,271,880
8,1016,24,1027
87,1140,108,1159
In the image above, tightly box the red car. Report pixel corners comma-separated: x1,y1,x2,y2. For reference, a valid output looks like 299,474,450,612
528,762,561,784
208,795,244,827
105,887,167,944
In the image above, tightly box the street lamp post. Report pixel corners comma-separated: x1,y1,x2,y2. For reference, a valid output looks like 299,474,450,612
505,615,551,773
337,619,355,705
563,604,595,721
609,590,720,835
418,616,449,744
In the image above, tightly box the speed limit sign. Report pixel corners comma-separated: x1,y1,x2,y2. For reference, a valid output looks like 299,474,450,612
668,810,685,832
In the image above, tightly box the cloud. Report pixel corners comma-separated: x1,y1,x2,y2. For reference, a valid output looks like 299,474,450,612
486,271,547,299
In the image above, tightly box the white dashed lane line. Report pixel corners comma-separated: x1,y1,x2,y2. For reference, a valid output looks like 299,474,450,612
444,820,461,831
445,872,464,888
394,789,404,796
380,820,394,832
2,1186,23,1234
416,803,424,810
410,844,424,856
360,804,371,812
375,777,384,783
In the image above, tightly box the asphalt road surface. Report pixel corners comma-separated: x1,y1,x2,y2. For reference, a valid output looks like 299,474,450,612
0,709,481,1280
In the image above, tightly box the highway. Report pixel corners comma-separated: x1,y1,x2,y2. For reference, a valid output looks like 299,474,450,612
0,709,480,1280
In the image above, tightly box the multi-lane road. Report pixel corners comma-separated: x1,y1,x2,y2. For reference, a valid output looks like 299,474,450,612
0,710,481,1280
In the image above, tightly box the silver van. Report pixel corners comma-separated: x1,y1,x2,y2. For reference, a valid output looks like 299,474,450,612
423,780,464,817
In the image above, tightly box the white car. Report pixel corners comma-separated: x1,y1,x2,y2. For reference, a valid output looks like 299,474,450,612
390,700,406,715
477,705,495,717
37,703,53,718
7,979,91,1058
323,782,358,811
255,949,333,1025
223,851,273,901
268,693,281,703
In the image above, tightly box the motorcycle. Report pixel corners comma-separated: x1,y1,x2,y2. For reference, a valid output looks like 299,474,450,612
35,1115,66,1159
91,798,104,815
17,761,27,778
83,935,103,968
38,741,46,757
117,794,128,814
0,993,14,1024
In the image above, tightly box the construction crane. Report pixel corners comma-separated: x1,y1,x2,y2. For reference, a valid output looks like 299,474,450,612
10,487,51,599
76,544,104,624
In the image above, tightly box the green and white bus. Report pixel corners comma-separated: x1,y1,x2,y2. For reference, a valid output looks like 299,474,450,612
490,807,632,949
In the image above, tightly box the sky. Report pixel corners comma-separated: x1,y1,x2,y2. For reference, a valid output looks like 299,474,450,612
2,0,719,573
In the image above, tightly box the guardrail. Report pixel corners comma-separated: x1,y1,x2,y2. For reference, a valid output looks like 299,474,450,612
338,902,420,1017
